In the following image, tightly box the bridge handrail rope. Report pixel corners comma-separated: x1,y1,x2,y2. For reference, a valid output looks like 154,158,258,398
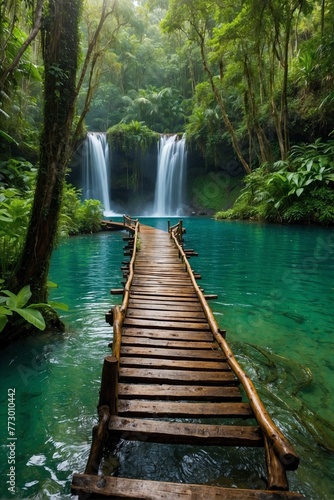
169,222,299,471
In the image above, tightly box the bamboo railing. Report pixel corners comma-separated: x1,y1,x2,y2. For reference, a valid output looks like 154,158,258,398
169,221,300,479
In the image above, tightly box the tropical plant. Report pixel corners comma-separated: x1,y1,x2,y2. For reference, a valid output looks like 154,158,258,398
216,139,334,224
0,187,32,277
76,199,104,233
107,121,159,153
0,283,46,333
120,86,186,132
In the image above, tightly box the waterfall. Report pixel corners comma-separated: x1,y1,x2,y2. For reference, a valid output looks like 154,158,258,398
153,134,187,216
82,132,111,213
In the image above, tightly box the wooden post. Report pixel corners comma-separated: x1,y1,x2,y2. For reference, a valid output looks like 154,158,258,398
99,355,118,416
264,436,289,490
84,405,110,475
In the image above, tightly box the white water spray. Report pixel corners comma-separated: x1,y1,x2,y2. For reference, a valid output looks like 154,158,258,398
153,134,187,216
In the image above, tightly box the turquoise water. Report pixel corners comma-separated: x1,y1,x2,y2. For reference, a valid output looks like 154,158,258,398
0,219,333,499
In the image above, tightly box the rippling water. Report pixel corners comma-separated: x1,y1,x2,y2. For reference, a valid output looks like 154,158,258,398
0,220,333,499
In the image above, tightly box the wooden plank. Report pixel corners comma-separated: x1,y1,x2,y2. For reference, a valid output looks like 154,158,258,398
121,337,217,350
79,473,303,499
126,308,207,321
123,317,210,330
72,475,305,499
118,383,242,401
132,279,194,286
129,288,197,298
108,416,263,446
128,300,204,312
119,367,238,385
120,346,226,360
118,400,253,418
130,293,199,303
119,357,229,371
122,328,213,342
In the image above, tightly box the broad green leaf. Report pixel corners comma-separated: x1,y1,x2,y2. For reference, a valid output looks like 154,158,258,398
49,301,69,311
12,308,46,330
296,188,304,197
0,315,8,332
1,290,17,308
0,131,19,146
0,307,12,316
306,160,313,171
16,285,32,308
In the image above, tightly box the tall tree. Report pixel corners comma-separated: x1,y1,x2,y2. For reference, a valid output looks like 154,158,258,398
162,0,251,174
11,0,82,305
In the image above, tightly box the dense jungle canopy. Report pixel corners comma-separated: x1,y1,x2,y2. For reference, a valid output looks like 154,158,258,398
0,0,334,340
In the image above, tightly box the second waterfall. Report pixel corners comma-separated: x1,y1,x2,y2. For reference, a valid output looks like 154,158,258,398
153,134,187,216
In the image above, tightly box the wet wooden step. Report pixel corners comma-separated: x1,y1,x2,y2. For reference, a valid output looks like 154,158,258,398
120,357,229,371
129,293,199,303
120,346,226,360
117,400,253,418
123,317,210,330
119,367,239,385
108,416,263,446
127,300,204,312
121,337,217,349
118,383,242,401
72,475,305,499
122,328,213,342
126,308,207,321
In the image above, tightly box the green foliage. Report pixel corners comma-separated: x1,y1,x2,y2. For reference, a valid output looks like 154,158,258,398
0,158,37,190
0,283,46,333
76,199,104,233
58,184,103,237
0,176,103,279
107,121,159,154
0,159,36,276
0,188,32,277
120,87,187,133
216,139,334,225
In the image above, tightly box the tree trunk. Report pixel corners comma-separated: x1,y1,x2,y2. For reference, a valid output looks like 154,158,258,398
11,0,81,305
199,36,251,174
243,55,272,163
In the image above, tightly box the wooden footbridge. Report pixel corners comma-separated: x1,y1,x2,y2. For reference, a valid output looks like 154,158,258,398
71,216,304,499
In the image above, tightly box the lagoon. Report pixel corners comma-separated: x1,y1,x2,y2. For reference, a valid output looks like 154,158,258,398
0,218,333,499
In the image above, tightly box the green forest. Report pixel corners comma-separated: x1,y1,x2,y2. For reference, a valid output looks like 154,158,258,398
1,0,334,342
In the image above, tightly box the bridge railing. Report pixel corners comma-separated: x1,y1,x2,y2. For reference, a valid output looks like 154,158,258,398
169,224,300,475
86,218,140,475
123,214,138,229
113,218,140,360
168,220,184,244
